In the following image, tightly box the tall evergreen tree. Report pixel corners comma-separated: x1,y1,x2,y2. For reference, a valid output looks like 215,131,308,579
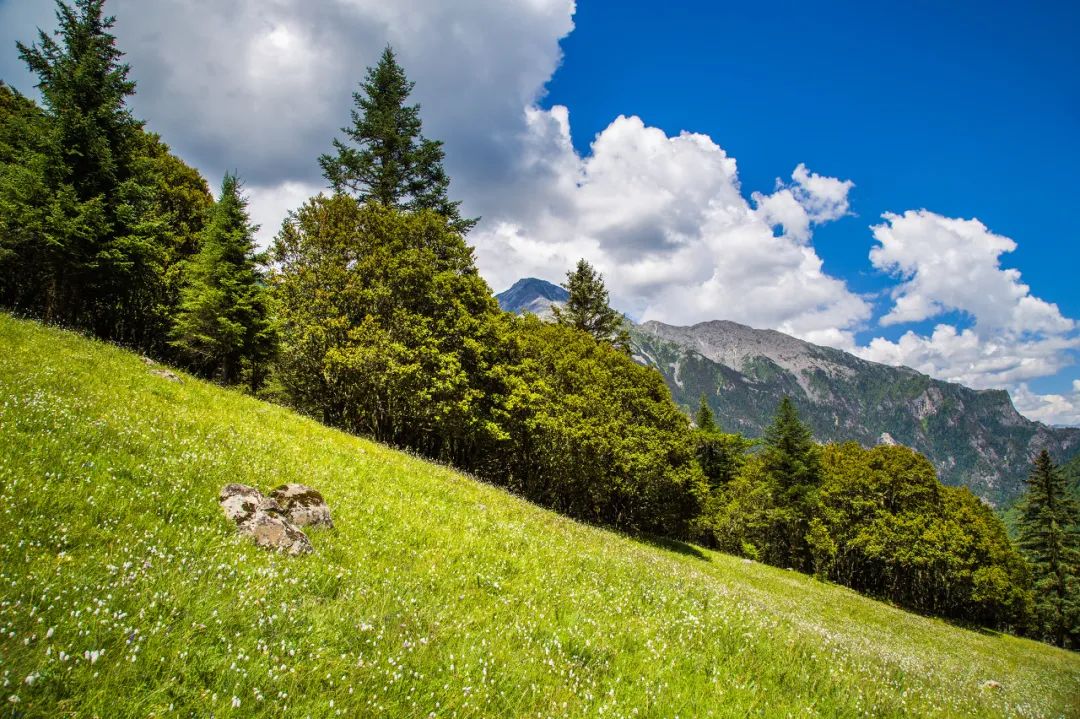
1018,450,1080,647
10,0,166,343
761,396,822,571
552,259,630,352
171,174,275,387
318,46,476,233
695,395,716,431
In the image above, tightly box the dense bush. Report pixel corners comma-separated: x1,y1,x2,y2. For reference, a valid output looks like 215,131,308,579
819,443,1031,628
696,411,1032,629
271,195,506,469
494,316,707,536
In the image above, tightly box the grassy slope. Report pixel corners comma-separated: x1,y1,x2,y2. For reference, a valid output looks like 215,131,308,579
0,315,1077,719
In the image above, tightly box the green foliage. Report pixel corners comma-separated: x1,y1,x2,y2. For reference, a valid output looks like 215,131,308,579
817,443,1031,628
318,46,476,233
692,401,751,491
699,439,1032,630
495,316,707,535
695,394,715,431
0,2,212,352
271,195,502,466
1017,450,1080,647
171,174,276,387
551,258,630,352
760,396,822,572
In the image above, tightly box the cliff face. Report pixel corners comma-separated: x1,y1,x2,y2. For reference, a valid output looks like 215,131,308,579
632,319,1080,505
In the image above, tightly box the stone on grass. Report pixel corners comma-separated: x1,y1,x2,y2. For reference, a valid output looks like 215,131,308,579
218,483,317,556
269,483,334,528
149,368,182,383
244,512,312,556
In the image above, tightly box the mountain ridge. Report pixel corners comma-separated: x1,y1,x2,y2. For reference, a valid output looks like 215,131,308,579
498,278,1080,504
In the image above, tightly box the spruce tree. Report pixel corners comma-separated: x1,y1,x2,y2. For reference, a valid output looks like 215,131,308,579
552,259,630,352
171,174,275,387
13,0,163,342
695,395,716,431
762,396,822,572
319,46,476,233
1018,450,1080,647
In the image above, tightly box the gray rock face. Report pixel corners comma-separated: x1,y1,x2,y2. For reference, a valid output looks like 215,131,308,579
631,319,1080,505
218,483,316,555
269,483,334,528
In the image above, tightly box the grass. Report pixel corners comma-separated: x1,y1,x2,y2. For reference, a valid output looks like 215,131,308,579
0,313,1077,718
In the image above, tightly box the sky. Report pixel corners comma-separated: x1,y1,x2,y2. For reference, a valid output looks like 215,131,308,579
1,0,1078,425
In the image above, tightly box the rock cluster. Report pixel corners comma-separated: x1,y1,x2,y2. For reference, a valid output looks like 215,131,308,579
218,483,333,555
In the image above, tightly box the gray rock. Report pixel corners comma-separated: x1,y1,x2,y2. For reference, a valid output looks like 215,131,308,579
244,512,312,556
218,483,314,555
269,483,334,528
149,368,182,383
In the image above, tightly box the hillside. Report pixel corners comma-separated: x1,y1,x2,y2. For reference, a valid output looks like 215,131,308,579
1,314,1078,718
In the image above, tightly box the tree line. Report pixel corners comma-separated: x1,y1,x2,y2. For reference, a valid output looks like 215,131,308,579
1,0,1077,648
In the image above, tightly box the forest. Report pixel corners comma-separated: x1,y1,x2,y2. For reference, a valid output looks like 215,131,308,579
1,0,1077,649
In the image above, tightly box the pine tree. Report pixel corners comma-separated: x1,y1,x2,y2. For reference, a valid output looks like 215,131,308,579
552,259,630,352
762,396,822,572
695,395,716,431
318,46,476,233
13,0,164,342
171,174,276,387
1018,450,1080,647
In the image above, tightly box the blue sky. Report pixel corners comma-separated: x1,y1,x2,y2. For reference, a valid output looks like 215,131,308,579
0,0,1077,422
542,0,1079,359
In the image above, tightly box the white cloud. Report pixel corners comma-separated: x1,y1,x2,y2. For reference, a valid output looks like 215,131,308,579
0,0,576,244
869,211,1072,334
857,210,1078,391
1012,381,1080,427
474,110,870,342
246,181,324,247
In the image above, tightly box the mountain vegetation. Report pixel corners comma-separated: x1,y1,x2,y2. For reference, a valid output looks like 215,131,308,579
629,319,1080,506
2,315,1078,717
170,173,276,387
1,3,1078,698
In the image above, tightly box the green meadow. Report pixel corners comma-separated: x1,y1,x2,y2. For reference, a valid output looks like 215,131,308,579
1,314,1077,718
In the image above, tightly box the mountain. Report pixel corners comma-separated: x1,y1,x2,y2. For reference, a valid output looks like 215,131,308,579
495,276,568,316
494,277,1080,505
632,319,1080,505
2,313,1077,716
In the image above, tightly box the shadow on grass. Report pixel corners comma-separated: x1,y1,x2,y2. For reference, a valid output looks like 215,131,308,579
634,534,711,562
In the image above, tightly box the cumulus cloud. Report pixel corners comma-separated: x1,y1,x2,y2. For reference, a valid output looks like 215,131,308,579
753,163,854,243
0,0,575,240
473,110,870,341
857,210,1078,391
1011,381,1080,427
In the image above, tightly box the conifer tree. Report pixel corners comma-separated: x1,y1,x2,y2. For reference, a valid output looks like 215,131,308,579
319,46,476,232
11,0,164,342
552,259,630,352
1018,450,1080,647
762,396,822,571
171,174,275,387
695,395,716,431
